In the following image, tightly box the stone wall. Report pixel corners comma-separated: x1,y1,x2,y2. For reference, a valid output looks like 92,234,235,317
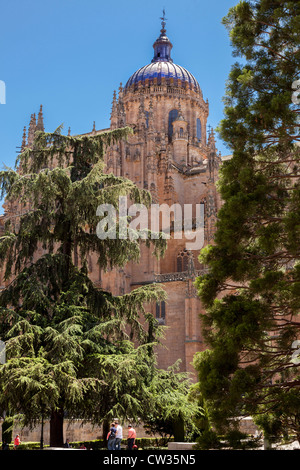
0,419,150,446
238,417,259,436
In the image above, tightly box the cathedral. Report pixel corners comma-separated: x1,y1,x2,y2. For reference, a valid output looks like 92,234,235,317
1,16,225,378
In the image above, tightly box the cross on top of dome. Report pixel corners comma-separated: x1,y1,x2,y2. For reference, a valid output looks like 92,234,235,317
160,8,167,35
152,9,173,63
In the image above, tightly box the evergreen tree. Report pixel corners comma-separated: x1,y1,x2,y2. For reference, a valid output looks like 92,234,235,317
0,125,167,447
142,361,203,444
194,0,300,442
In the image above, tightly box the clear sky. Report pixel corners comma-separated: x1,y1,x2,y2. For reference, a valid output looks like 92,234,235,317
0,0,240,211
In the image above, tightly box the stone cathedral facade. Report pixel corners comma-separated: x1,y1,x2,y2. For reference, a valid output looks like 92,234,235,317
0,19,224,378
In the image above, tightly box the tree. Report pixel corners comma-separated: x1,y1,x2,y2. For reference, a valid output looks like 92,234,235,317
0,125,167,447
194,0,300,441
142,361,204,444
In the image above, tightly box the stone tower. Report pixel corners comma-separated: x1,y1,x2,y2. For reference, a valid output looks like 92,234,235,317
89,16,223,377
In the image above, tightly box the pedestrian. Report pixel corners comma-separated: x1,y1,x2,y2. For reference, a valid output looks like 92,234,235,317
107,422,117,450
80,443,87,450
114,419,123,450
64,438,71,448
13,434,21,450
127,425,136,451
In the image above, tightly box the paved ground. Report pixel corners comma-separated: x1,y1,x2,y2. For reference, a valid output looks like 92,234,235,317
254,440,300,450
273,441,300,451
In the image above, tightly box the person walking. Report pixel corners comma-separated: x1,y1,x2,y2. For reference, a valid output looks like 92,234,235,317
64,438,71,448
127,425,136,450
13,434,21,450
107,422,117,450
114,419,123,450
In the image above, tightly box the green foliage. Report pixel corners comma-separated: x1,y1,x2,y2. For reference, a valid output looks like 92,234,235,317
194,430,221,450
3,441,47,450
0,437,174,450
195,425,260,450
253,414,284,442
253,388,300,443
194,0,300,441
142,361,203,442
0,125,169,445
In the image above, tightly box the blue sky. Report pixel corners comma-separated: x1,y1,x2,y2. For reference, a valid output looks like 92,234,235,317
0,0,240,211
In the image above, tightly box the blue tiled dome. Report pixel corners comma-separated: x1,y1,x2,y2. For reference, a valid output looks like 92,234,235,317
124,21,201,93
125,62,200,92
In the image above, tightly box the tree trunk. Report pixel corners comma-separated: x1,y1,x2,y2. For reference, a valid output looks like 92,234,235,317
103,418,110,448
173,416,185,442
40,415,44,450
2,414,13,444
50,409,64,448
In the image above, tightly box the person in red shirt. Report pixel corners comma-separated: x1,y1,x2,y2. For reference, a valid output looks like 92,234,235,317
14,434,21,450
127,425,136,450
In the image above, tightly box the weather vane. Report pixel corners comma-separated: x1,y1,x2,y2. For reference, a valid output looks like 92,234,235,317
160,8,167,32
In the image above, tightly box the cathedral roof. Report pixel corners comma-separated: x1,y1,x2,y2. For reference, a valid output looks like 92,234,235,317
124,14,201,93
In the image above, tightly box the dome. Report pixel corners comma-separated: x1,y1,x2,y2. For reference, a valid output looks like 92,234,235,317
124,16,201,93
125,62,201,93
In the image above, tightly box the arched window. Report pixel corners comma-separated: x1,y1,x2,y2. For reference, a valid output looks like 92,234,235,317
176,249,192,272
168,109,179,140
180,127,184,137
197,118,202,142
145,111,149,129
177,256,183,272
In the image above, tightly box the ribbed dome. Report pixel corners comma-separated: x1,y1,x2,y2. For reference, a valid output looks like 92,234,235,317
124,16,201,93
125,62,201,92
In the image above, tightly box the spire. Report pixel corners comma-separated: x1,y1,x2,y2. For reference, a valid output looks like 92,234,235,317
36,104,44,132
148,97,154,130
208,127,216,149
177,99,185,121
152,9,173,63
110,90,118,129
187,252,196,278
21,126,27,151
207,128,220,182
27,113,37,146
117,83,126,127
138,92,145,119
111,90,117,116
